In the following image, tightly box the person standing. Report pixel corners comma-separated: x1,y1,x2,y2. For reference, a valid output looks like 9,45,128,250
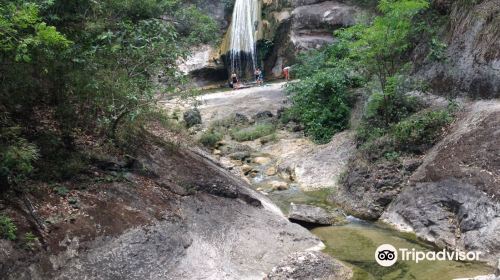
231,72,239,90
283,66,291,81
255,68,263,86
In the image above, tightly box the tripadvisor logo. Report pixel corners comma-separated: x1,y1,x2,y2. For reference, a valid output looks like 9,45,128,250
375,244,482,267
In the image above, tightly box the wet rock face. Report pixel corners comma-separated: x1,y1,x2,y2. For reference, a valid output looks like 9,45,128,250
288,203,345,227
265,251,353,280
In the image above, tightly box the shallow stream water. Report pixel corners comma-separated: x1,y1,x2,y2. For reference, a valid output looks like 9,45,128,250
264,187,493,280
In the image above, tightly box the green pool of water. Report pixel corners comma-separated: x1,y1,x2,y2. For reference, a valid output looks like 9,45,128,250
312,223,493,280
265,188,493,280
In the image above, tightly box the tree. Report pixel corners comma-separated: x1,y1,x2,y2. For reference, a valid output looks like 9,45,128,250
350,0,429,90
0,0,219,188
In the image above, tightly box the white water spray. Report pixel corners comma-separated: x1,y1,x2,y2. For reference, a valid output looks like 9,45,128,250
228,0,260,76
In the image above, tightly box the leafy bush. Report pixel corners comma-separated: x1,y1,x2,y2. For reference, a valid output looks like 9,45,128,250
53,185,69,197
356,125,387,144
357,75,423,145
199,130,223,148
23,232,39,250
0,215,17,241
286,69,352,144
31,132,88,181
257,39,274,63
231,123,275,142
285,29,365,144
363,91,422,129
0,125,39,188
346,0,430,90
392,109,452,152
428,37,447,61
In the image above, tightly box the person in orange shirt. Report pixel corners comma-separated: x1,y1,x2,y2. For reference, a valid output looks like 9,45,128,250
282,66,290,81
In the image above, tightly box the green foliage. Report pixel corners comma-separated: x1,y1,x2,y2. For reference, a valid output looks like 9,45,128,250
384,151,400,161
364,76,422,128
292,49,329,78
31,132,89,181
23,231,38,250
356,125,387,144
392,109,452,151
345,0,429,89
53,184,69,197
175,5,218,45
0,0,218,186
428,37,447,61
231,123,276,142
0,1,71,62
0,122,39,187
358,106,454,160
199,130,223,148
257,39,274,63
285,28,365,144
286,70,352,143
0,215,17,240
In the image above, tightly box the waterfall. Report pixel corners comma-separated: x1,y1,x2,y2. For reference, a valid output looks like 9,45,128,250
228,0,260,77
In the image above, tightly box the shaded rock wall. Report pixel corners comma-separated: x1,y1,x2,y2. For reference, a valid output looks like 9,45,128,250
416,0,500,98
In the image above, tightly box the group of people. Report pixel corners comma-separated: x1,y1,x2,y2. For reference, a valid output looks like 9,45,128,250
229,65,290,90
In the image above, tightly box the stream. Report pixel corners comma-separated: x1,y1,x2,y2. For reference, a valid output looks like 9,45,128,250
263,185,493,279
169,83,494,279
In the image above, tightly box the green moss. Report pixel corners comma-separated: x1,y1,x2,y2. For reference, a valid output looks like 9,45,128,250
199,130,223,148
231,123,276,142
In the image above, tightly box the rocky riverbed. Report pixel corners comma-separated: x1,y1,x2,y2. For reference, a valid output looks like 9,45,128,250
164,83,499,279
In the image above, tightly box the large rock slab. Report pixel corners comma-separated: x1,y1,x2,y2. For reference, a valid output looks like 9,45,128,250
1,142,324,279
288,203,345,227
263,130,356,190
382,179,500,265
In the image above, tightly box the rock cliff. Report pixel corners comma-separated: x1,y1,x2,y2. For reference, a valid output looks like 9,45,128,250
416,0,500,97
261,0,363,77
381,100,500,265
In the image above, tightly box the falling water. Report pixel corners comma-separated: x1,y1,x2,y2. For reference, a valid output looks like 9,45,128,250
228,0,260,77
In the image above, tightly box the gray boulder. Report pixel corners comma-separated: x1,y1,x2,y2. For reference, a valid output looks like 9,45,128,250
288,203,345,227
183,108,202,128
1,140,324,280
254,110,274,121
